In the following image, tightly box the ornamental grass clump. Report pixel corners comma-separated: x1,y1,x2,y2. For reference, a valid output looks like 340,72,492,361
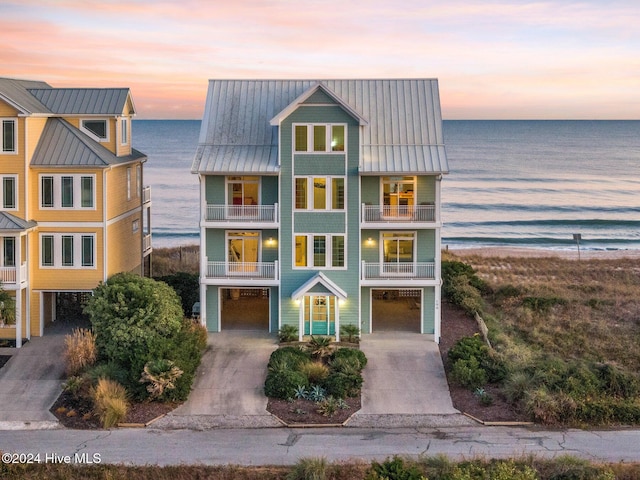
63,328,97,376
91,378,128,428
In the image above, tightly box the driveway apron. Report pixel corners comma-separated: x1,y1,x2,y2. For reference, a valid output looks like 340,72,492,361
155,331,281,428
0,322,74,430
352,332,460,420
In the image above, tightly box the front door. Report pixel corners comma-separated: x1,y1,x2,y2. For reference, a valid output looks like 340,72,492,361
303,295,336,335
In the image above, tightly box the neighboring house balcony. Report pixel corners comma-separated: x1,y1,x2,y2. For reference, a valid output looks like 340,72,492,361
0,262,28,289
142,186,151,205
203,203,279,227
204,259,279,286
361,203,438,228
360,261,436,286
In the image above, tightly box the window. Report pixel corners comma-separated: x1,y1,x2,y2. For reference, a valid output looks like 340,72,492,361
40,175,95,209
132,219,140,233
62,235,74,266
226,176,259,207
127,168,132,201
3,237,15,267
294,176,345,210
136,165,141,198
40,233,95,268
2,120,16,153
382,176,415,217
1,176,17,210
294,124,346,152
81,119,108,141
41,235,54,267
295,234,345,268
121,118,128,144
81,235,94,267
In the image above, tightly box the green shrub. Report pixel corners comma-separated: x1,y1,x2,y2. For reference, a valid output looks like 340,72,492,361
367,456,424,480
448,335,488,363
264,370,309,399
522,295,567,312
451,357,487,390
269,346,312,371
332,347,367,369
154,272,199,317
594,363,640,399
278,324,299,343
84,362,130,387
85,273,185,397
535,455,615,480
325,371,363,398
442,260,487,293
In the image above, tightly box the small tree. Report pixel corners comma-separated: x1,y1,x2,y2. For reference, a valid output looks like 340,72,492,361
84,273,184,395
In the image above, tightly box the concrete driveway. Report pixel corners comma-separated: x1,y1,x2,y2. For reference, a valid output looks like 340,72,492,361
0,322,74,430
154,330,281,429
348,332,471,427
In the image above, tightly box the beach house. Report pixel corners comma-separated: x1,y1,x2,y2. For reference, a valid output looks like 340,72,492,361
192,79,448,341
0,77,152,347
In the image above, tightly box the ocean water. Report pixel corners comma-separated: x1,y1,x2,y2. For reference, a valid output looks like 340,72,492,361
133,120,640,251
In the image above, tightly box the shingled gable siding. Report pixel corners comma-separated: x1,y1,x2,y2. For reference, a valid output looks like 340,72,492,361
278,103,361,334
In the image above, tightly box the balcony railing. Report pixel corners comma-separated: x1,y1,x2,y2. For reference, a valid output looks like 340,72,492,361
205,204,278,223
142,186,151,204
0,262,27,284
362,204,435,223
143,233,152,253
206,261,279,280
362,261,435,280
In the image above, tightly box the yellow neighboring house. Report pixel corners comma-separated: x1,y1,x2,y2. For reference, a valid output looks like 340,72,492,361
0,77,152,347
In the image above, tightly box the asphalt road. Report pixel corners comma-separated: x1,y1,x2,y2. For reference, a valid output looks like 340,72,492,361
1,426,640,466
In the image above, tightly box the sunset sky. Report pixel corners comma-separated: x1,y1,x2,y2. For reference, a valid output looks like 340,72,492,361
2,0,639,119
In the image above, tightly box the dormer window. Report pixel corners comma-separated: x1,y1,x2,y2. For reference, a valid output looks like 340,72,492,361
81,119,109,142
294,124,345,152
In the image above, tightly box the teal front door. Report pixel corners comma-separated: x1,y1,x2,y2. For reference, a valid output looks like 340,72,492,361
303,295,336,335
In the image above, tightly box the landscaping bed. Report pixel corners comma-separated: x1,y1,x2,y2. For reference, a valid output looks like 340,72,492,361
267,396,360,425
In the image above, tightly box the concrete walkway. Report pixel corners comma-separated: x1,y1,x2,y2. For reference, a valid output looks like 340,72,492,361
348,332,471,427
154,330,282,429
0,322,76,430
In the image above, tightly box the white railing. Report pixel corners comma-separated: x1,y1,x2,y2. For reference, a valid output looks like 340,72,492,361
361,204,435,223
143,233,152,253
206,260,279,280
205,203,278,223
0,266,17,284
361,261,435,280
142,186,151,204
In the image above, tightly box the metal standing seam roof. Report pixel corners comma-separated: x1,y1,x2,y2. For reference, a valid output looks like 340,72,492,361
27,88,132,115
192,79,449,175
0,212,37,231
0,78,52,114
31,118,146,167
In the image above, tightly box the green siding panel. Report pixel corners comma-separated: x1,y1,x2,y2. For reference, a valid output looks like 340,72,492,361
294,212,346,233
205,176,225,204
422,287,435,334
294,155,346,175
206,286,220,332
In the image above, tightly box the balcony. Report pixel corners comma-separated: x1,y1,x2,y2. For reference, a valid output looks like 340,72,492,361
205,260,279,285
361,203,436,227
0,262,27,288
361,261,436,285
142,186,151,205
143,233,152,256
204,204,279,226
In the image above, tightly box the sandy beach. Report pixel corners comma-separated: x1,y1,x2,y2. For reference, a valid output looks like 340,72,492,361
447,246,640,260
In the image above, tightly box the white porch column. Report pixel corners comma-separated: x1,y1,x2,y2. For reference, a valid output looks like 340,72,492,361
15,234,22,348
